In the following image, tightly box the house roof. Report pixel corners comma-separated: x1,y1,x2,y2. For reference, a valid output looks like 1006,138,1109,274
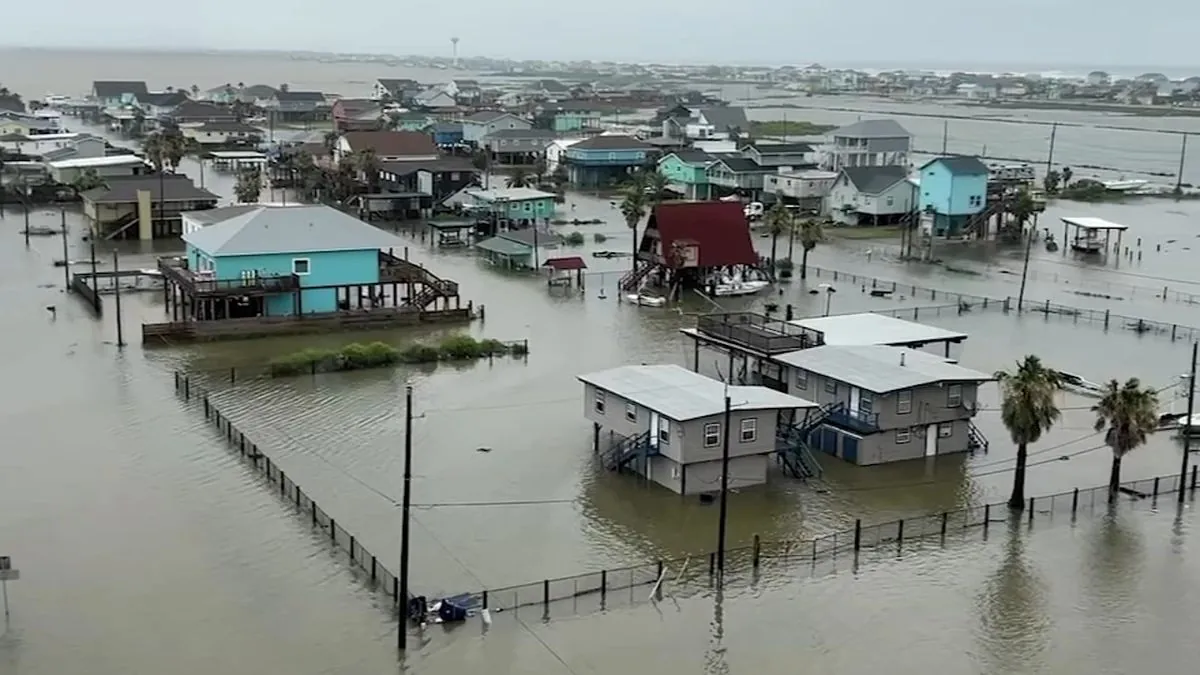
745,142,813,155
83,175,218,204
832,119,911,139
787,313,967,347
377,78,419,95
334,98,379,115
429,122,463,134
713,156,770,174
464,110,519,123
0,133,30,142
578,364,817,422
569,134,653,151
170,100,235,120
651,201,757,268
921,156,990,175
139,91,189,107
379,157,476,177
497,226,553,247
772,345,993,394
193,121,262,133
182,204,261,225
342,131,438,157
665,149,716,165
840,166,910,195
466,187,555,202
543,256,587,270
93,80,149,98
534,79,570,92
697,106,748,131
476,235,531,257
485,128,558,140
275,91,326,102
181,204,403,256
541,100,606,113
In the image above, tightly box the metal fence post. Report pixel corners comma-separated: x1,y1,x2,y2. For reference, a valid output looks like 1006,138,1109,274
983,504,991,535
600,570,607,605
752,534,761,568
329,519,336,543
310,500,316,526
940,512,948,543
230,367,236,384
542,579,550,616
349,536,356,562
853,519,862,552
1028,497,1035,524
1192,465,1197,491
280,471,286,496
1071,488,1080,514
482,589,488,608
896,519,904,553
1104,309,1110,330
371,556,377,583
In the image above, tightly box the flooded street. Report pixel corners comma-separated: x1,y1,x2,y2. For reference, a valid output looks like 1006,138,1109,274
6,49,1200,672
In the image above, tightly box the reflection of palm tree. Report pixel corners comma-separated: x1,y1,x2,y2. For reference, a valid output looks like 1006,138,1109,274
975,516,1050,674
1081,510,1144,651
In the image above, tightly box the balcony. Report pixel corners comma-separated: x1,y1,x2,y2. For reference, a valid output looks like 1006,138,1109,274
826,406,881,434
695,312,824,355
158,258,300,296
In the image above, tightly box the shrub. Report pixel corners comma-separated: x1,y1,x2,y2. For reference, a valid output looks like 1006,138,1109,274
438,334,488,359
593,233,607,243
564,231,585,246
510,341,529,356
267,336,526,377
398,344,441,364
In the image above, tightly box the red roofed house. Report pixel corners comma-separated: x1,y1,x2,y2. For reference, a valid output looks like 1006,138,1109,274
621,201,759,294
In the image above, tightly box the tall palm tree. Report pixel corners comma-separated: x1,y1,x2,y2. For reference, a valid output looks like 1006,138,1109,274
620,173,650,278
765,201,790,278
643,169,669,206
996,356,1061,510
797,218,824,280
353,149,381,192
1093,378,1159,503
323,131,341,162
507,167,531,188
531,155,548,187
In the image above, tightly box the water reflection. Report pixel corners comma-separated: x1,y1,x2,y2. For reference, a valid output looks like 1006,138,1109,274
974,514,1050,674
704,585,730,675
1081,510,1146,666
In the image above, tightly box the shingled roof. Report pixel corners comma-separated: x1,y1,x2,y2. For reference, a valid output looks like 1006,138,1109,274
341,131,438,157
647,201,756,268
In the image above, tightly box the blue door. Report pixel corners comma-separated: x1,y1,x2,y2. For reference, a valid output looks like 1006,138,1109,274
820,428,838,455
842,435,859,464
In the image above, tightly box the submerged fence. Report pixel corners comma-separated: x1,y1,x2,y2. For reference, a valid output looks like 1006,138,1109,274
172,372,407,611
805,264,1200,343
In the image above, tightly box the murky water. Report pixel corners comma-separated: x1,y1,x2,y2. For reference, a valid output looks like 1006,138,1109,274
7,50,1200,673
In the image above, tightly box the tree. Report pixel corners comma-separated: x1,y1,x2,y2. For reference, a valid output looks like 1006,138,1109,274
278,83,290,93
1042,170,1061,195
322,131,341,161
507,168,531,188
470,149,490,172
1008,189,1036,232
550,164,569,188
70,168,106,194
234,167,263,203
191,84,200,98
531,155,548,187
797,218,824,280
1061,166,1074,186
765,200,790,279
352,149,381,192
995,356,1061,510
130,108,147,138
619,173,650,276
643,169,669,206
1092,379,1159,503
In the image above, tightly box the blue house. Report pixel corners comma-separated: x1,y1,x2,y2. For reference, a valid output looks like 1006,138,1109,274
179,204,408,316
463,187,556,224
918,156,990,234
428,122,464,147
564,135,656,188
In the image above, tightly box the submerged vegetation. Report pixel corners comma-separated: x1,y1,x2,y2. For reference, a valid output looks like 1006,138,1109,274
749,120,838,137
267,337,529,377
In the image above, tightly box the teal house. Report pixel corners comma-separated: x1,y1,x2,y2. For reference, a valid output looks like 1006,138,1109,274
657,149,716,200
564,135,657,188
918,156,990,234
181,204,407,316
537,102,604,132
465,187,556,224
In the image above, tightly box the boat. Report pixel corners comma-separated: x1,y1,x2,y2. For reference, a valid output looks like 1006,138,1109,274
1045,233,1059,252
624,293,666,307
713,279,770,297
1056,371,1105,396
592,250,630,259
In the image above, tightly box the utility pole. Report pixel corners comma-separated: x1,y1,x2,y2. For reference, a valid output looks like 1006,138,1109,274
113,250,125,347
1179,342,1197,504
60,210,70,290
1045,123,1058,177
397,385,414,650
88,238,99,312
941,121,948,155
1017,215,1034,311
715,394,732,581
1176,133,1189,194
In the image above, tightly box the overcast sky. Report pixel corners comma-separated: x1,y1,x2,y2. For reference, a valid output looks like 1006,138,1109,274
3,0,1197,70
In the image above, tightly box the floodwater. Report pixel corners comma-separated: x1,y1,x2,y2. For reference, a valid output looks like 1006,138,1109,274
5,49,1200,673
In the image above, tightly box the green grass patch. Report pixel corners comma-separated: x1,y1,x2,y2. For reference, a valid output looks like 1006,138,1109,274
748,120,838,136
267,337,528,377
826,225,902,240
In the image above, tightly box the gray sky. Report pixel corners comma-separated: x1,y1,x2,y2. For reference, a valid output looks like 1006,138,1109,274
3,0,1197,69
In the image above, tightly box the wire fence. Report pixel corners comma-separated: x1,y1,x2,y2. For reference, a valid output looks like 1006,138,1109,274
805,265,1200,343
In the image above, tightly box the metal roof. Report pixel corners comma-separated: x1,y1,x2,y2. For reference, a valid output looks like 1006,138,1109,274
466,187,556,202
1061,216,1129,232
578,364,817,422
920,156,989,175
832,119,911,139
475,236,531,257
840,166,910,195
181,204,404,257
788,313,967,346
773,345,993,394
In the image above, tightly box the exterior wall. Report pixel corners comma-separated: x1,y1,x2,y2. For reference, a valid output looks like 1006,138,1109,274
552,112,600,132
564,147,649,167
918,162,988,215
785,364,979,430
182,128,259,146
462,116,532,144
764,171,837,200
49,162,146,183
484,136,552,154
658,155,707,185
682,455,767,494
856,180,915,216
471,196,556,219
209,248,381,315
678,409,779,464
746,148,815,167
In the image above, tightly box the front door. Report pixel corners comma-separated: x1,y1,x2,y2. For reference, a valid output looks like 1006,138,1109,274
925,424,937,457
842,435,859,464
649,411,660,450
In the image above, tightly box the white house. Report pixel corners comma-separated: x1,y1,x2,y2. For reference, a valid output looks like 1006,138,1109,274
827,166,915,225
181,121,263,147
764,169,838,202
683,106,749,141
0,132,104,159
545,138,581,173
413,87,457,109
46,155,150,183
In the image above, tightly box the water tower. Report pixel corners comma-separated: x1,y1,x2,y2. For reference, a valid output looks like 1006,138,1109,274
450,37,460,68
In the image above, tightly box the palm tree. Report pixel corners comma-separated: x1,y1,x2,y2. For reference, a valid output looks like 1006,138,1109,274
531,155,548,187
1093,378,1159,503
643,169,669,206
995,356,1061,510
797,218,824,280
1008,189,1036,234
619,173,650,277
507,167,531,188
352,149,381,192
765,200,790,278
1061,166,1074,187
322,131,340,162
234,167,263,203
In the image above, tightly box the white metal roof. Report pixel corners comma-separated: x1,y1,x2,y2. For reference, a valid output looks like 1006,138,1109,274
1061,216,1129,232
578,364,817,422
208,150,268,160
788,313,966,346
773,345,993,394
48,155,149,169
466,187,556,202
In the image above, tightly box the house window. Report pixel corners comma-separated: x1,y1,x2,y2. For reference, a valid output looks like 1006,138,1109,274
897,390,913,414
886,196,894,206
938,423,953,438
594,390,606,414
292,258,311,275
523,202,531,211
659,419,670,444
859,392,873,414
625,402,637,423
795,369,808,390
740,418,757,443
703,422,721,447
969,195,982,207
947,384,963,407
450,172,460,180
896,427,912,444
824,379,838,395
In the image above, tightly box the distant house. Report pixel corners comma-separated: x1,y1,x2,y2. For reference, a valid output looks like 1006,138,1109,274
0,110,58,137
464,187,557,224
658,149,716,200
482,128,558,165
413,87,457,110
332,98,382,133
378,156,478,204
528,79,570,97
461,111,532,145
740,142,817,168
917,156,990,235
475,225,560,269
264,91,329,121
827,166,914,225
626,201,758,291
91,81,149,107
236,85,278,105
134,91,191,118
0,132,104,160
428,122,464,147
180,204,408,316
336,131,439,164
82,174,218,240
46,155,150,184
763,169,839,210
168,100,236,126
826,119,911,171
385,111,435,132
453,80,483,103
563,134,655,187
685,106,749,141
373,78,421,103
705,156,774,196
545,138,581,173
535,100,605,132
181,121,263,147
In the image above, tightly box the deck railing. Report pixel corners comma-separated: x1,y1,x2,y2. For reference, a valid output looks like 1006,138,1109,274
695,312,824,354
157,257,299,295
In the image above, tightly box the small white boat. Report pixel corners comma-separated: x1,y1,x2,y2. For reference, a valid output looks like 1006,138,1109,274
624,293,666,307
1057,371,1105,396
713,279,770,297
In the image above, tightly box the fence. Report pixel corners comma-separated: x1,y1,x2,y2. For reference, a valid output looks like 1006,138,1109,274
172,372,406,612
467,471,1200,622
805,264,1200,343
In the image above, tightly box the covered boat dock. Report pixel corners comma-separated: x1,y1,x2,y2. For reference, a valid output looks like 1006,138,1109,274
207,150,268,172
1061,216,1126,263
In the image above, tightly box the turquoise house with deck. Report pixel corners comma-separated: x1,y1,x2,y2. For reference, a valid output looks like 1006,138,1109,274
464,187,556,223
657,150,715,200
918,156,990,235
564,135,657,188
181,204,406,316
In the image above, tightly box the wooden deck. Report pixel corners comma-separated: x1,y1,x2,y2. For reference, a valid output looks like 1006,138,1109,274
142,306,474,345
158,258,301,297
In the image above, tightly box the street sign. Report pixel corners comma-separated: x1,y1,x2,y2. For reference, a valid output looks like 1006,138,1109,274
0,555,15,617
0,571,17,581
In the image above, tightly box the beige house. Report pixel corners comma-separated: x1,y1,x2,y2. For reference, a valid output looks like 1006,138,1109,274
82,175,219,240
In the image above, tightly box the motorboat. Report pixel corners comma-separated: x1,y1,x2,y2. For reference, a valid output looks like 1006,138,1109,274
624,293,666,307
1056,370,1105,396
1045,233,1059,252
713,279,770,297
592,250,630,259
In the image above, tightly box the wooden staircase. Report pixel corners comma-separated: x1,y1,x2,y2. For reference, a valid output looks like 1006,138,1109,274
775,402,842,480
379,251,460,310
618,259,655,292
103,212,139,240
